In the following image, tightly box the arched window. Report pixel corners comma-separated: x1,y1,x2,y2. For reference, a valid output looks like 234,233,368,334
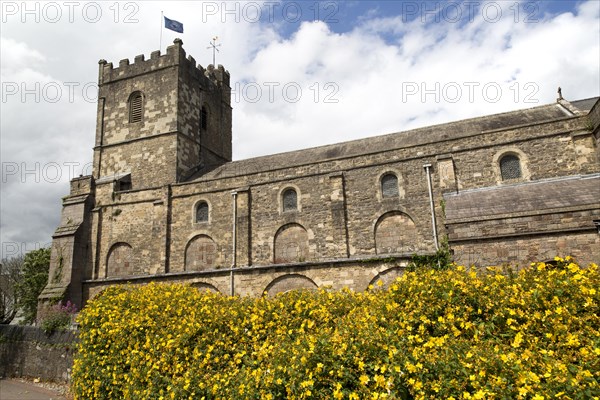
201,105,208,131
106,242,133,277
129,91,143,123
185,235,218,271
375,211,419,255
195,201,209,223
500,154,522,180
381,173,399,198
282,188,298,212
274,224,309,263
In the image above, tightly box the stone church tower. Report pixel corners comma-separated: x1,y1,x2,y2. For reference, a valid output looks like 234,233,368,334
39,39,232,308
93,38,232,189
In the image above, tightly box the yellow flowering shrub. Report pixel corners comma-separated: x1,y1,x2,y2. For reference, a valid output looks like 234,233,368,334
72,257,600,399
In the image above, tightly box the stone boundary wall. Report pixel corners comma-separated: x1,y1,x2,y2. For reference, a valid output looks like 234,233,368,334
0,325,77,383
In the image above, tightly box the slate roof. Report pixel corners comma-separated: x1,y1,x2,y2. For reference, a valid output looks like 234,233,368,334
190,100,587,182
444,174,600,222
571,97,600,113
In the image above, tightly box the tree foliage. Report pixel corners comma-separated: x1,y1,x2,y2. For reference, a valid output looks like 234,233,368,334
15,248,51,325
0,255,24,324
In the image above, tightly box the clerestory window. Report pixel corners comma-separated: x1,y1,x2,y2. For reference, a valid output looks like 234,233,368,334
381,173,399,198
499,154,522,180
282,188,298,212
195,201,209,223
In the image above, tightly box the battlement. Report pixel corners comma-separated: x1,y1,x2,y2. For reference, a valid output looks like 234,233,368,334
97,38,230,87
69,175,94,196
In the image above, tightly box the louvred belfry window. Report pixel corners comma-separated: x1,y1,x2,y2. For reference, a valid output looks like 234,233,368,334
129,92,143,123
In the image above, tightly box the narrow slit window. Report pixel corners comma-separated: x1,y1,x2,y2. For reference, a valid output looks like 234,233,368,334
500,154,522,180
381,174,399,198
129,92,143,123
201,106,208,131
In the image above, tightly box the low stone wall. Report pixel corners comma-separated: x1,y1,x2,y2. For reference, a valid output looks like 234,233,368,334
0,325,77,383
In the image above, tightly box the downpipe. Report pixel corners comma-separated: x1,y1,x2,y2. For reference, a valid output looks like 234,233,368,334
423,164,439,251
231,191,237,296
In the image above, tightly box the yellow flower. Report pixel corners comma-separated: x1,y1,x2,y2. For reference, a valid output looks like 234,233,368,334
359,374,370,385
518,387,529,396
512,332,523,348
536,263,546,271
473,390,486,399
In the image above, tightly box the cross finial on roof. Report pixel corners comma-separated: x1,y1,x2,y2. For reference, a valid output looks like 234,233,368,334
207,36,222,66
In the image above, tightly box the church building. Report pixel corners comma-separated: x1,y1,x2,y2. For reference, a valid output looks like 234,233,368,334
39,39,600,310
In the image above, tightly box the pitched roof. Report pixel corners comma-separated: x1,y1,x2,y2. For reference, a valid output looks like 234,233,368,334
571,97,599,113
444,174,600,222
189,99,588,182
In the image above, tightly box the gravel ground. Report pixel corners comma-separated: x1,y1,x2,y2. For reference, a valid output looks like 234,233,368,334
11,378,72,399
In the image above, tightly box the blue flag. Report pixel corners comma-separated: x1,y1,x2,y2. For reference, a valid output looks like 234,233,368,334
164,16,183,33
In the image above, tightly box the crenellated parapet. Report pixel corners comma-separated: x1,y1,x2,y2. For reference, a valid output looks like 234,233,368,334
203,64,230,88
97,38,230,88
69,175,94,197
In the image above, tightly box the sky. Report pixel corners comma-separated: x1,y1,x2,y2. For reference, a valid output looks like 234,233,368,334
1,0,599,259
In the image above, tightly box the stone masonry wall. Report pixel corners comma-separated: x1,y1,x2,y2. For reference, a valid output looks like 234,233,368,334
448,208,600,267
169,189,234,272
89,184,166,280
451,231,600,267
177,63,232,180
98,67,179,146
447,209,600,240
0,325,77,383
82,257,410,300
98,134,178,190
164,114,597,274
95,60,179,188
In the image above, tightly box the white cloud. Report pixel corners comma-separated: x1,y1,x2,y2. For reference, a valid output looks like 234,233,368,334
1,36,96,257
231,0,599,160
0,37,46,74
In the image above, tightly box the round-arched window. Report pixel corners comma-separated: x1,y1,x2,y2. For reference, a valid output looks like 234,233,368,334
282,188,298,212
500,154,522,180
195,201,209,223
129,91,143,123
381,173,399,198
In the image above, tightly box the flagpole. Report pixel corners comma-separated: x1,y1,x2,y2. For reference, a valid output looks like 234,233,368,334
159,11,163,51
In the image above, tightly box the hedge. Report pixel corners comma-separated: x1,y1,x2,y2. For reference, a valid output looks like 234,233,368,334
72,257,600,399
